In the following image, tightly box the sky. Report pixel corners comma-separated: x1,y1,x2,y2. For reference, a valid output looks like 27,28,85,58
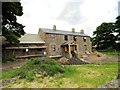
17,0,119,37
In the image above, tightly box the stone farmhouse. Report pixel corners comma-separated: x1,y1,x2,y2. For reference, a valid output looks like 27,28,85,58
3,25,92,59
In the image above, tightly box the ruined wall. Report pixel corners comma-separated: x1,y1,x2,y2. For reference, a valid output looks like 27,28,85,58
75,36,92,58
38,29,50,55
38,29,46,41
76,36,85,54
86,37,92,52
45,34,64,56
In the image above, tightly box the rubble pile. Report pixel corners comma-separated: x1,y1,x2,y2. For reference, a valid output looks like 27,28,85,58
65,57,89,65
58,57,89,65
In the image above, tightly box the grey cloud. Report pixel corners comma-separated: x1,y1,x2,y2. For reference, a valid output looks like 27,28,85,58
57,0,87,25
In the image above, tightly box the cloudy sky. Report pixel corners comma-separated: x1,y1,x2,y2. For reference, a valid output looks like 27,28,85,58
17,0,119,37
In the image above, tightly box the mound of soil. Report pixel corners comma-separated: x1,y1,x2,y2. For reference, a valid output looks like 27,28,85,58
65,57,89,65
58,57,69,64
58,57,89,65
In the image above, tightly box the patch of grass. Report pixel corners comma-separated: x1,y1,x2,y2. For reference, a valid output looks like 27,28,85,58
2,59,119,88
55,62,118,88
100,51,120,56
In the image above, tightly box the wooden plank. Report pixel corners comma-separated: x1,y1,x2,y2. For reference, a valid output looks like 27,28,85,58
17,54,45,58
6,46,47,49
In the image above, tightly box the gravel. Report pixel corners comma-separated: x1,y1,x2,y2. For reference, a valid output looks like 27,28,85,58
97,79,120,88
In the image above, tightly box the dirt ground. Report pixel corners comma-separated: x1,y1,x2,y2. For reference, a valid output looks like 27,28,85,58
1,59,28,71
87,52,119,64
58,52,119,64
1,52,119,71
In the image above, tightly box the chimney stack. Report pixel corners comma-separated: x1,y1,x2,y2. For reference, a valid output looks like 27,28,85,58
53,25,56,30
72,28,75,33
80,29,84,34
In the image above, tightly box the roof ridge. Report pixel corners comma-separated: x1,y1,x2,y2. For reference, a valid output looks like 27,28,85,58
41,28,89,37
41,28,80,33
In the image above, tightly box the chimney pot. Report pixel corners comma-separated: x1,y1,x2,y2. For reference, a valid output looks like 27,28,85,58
80,29,84,34
72,28,75,33
53,25,56,30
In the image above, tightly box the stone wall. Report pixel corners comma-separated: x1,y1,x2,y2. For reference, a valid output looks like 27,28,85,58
39,29,92,57
86,37,92,52
45,34,64,56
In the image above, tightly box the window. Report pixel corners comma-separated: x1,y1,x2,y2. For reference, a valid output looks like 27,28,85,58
75,46,77,50
64,35,68,41
84,45,87,50
73,36,76,41
51,45,56,51
83,37,86,42
50,35,55,40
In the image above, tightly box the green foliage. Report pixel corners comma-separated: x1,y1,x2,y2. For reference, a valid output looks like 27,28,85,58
115,15,120,51
92,22,116,50
92,15,120,51
29,58,65,76
100,51,120,56
2,2,25,45
115,16,120,35
2,58,65,81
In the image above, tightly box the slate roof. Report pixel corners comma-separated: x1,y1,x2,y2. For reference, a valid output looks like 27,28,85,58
19,34,45,44
41,28,89,37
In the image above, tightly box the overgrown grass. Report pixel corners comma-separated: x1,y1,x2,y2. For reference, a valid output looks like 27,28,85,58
55,62,119,88
2,58,66,81
100,51,120,56
2,58,119,88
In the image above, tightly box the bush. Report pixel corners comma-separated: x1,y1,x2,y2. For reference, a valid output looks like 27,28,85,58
37,58,65,76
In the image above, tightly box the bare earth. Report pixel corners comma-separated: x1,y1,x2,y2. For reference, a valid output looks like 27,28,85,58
88,52,118,63
1,59,28,71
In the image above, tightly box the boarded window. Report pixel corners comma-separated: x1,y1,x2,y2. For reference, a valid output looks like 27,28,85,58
50,35,55,40
64,35,68,41
51,45,56,51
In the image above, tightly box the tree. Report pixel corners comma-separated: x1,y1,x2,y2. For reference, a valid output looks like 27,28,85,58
92,22,116,50
2,2,25,45
115,15,120,51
